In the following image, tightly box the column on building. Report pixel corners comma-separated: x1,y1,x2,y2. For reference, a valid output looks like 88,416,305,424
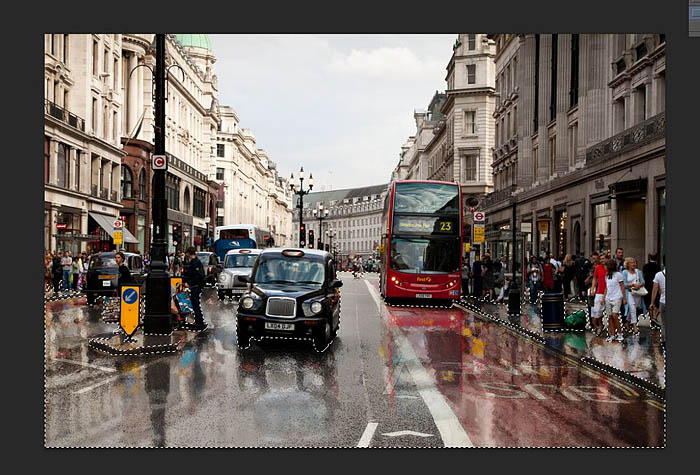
127,52,138,135
536,34,552,183
555,34,571,175
517,34,535,188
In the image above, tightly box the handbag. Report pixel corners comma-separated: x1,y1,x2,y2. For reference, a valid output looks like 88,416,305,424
631,286,648,297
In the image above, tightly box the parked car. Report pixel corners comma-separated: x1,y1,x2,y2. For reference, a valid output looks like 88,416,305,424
236,248,342,352
217,248,262,300
84,252,145,305
196,251,223,286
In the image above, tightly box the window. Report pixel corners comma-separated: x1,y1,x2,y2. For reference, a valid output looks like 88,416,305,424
216,167,224,180
570,34,579,108
139,169,146,200
103,48,109,74
44,137,50,184
613,97,625,134
56,143,69,189
103,105,109,139
533,146,539,180
92,39,99,75
92,98,98,133
513,105,517,135
217,143,225,157
216,216,224,227
113,58,118,89
467,64,476,84
463,154,477,181
635,41,647,61
63,34,69,63
468,34,476,50
568,123,578,167
194,188,206,218
550,34,558,121
656,71,665,113
634,85,646,123
533,34,540,131
75,151,80,191
549,135,556,176
166,175,179,210
63,90,69,110
121,165,133,198
113,111,118,141
464,110,476,135
47,34,54,55
593,202,612,253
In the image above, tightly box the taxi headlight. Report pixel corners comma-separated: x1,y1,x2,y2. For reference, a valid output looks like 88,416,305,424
240,296,255,309
302,299,324,317
219,273,229,283
310,301,323,314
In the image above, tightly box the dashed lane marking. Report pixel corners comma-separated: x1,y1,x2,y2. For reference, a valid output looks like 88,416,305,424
357,422,379,447
365,279,473,448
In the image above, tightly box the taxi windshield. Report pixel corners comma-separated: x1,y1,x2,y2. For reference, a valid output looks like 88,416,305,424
225,254,258,268
254,256,325,285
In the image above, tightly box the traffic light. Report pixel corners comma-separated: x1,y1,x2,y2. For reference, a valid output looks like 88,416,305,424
299,224,306,247
172,224,181,249
308,229,315,249
325,243,330,252
317,237,322,249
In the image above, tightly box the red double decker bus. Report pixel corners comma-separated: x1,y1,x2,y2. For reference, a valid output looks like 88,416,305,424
379,180,463,303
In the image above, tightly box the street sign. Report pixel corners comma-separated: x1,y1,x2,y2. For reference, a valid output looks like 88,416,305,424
473,224,485,243
152,154,167,170
464,243,471,253
56,223,67,229
474,211,485,223
113,220,123,229
120,285,140,337
113,230,123,245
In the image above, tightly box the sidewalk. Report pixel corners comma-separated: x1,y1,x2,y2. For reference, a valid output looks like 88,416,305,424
459,295,665,395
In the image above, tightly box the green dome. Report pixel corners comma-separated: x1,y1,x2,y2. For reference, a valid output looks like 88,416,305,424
175,34,212,51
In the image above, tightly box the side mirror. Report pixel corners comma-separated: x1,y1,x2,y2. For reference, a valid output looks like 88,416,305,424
330,279,343,289
239,275,251,284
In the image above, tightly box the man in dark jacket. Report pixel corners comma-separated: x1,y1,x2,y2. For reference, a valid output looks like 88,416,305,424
52,251,63,293
183,246,207,331
115,251,135,288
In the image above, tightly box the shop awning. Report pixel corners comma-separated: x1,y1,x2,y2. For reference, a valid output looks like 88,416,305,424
89,212,139,244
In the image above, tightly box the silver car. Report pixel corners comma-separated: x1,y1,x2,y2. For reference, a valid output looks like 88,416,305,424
217,248,262,300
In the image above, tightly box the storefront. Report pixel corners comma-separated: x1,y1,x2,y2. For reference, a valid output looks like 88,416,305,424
536,219,550,258
87,212,139,253
54,207,83,255
591,197,611,254
554,209,567,258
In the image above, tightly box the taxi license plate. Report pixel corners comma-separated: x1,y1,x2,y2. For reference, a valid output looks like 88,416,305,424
265,322,294,331
102,281,111,287
416,293,432,298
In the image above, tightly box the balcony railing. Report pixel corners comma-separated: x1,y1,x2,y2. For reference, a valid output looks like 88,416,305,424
100,188,109,200
586,112,665,165
480,185,516,210
45,99,85,132
91,184,99,197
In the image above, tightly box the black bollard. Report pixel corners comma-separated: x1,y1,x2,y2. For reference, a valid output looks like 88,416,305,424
508,279,520,316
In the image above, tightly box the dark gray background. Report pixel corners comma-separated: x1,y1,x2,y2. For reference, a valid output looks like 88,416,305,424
13,0,693,467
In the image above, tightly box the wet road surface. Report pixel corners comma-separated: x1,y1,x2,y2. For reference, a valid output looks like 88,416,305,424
44,274,664,447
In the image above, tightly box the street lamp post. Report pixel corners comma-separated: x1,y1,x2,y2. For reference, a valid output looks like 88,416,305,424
313,204,329,249
144,33,172,334
325,228,335,254
289,167,313,248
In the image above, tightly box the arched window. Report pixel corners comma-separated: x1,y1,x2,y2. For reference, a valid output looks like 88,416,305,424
138,169,146,201
183,187,191,215
121,165,133,198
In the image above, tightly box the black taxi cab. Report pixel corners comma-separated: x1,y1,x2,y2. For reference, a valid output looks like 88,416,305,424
235,248,342,352
84,251,145,304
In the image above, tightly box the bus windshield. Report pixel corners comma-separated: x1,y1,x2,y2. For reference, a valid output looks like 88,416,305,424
393,182,459,214
389,238,460,274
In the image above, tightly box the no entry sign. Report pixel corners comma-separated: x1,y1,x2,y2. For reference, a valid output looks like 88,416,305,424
152,154,167,170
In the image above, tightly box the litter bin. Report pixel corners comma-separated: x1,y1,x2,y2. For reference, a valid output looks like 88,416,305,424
541,292,564,331
508,277,520,316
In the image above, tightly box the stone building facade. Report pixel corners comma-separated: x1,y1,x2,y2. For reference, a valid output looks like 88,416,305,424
292,184,389,262
481,34,666,272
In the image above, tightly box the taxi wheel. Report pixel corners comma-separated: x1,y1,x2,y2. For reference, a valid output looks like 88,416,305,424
87,293,96,305
236,326,251,350
313,322,332,352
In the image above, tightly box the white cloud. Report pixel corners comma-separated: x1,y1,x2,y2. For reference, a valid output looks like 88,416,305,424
328,46,424,77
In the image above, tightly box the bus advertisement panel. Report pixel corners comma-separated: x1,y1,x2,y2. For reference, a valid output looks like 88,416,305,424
380,181,462,302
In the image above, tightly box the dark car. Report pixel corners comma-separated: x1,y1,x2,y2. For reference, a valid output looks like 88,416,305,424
236,248,343,352
84,252,145,304
196,251,222,286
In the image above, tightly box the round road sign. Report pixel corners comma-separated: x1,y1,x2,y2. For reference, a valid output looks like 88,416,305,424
474,212,485,222
122,288,138,304
152,155,167,169
113,220,123,228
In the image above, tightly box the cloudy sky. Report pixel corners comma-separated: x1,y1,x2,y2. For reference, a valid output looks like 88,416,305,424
209,34,455,191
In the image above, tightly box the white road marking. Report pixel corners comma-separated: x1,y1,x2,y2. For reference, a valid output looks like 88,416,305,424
72,375,121,395
50,358,116,373
357,422,379,447
365,280,474,448
382,430,434,438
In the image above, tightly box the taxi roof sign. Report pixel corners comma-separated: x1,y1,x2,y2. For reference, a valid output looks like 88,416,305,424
281,249,305,257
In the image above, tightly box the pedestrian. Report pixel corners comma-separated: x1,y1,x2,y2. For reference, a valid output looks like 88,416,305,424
622,257,646,336
499,255,508,273
642,253,661,311
541,257,555,293
649,260,666,349
589,253,608,337
471,257,483,297
461,260,470,296
183,246,207,332
71,253,81,290
614,247,625,272
115,251,135,288
603,257,626,342
52,251,63,293
45,251,53,292
575,252,591,300
61,250,73,293
562,254,576,300
549,252,561,272
527,255,542,304
482,255,495,300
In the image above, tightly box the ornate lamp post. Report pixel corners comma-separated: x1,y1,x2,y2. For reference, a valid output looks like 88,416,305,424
313,204,329,249
325,228,335,254
289,167,313,247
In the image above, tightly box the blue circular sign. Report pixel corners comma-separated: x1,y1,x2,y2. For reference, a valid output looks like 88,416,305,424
123,288,138,304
